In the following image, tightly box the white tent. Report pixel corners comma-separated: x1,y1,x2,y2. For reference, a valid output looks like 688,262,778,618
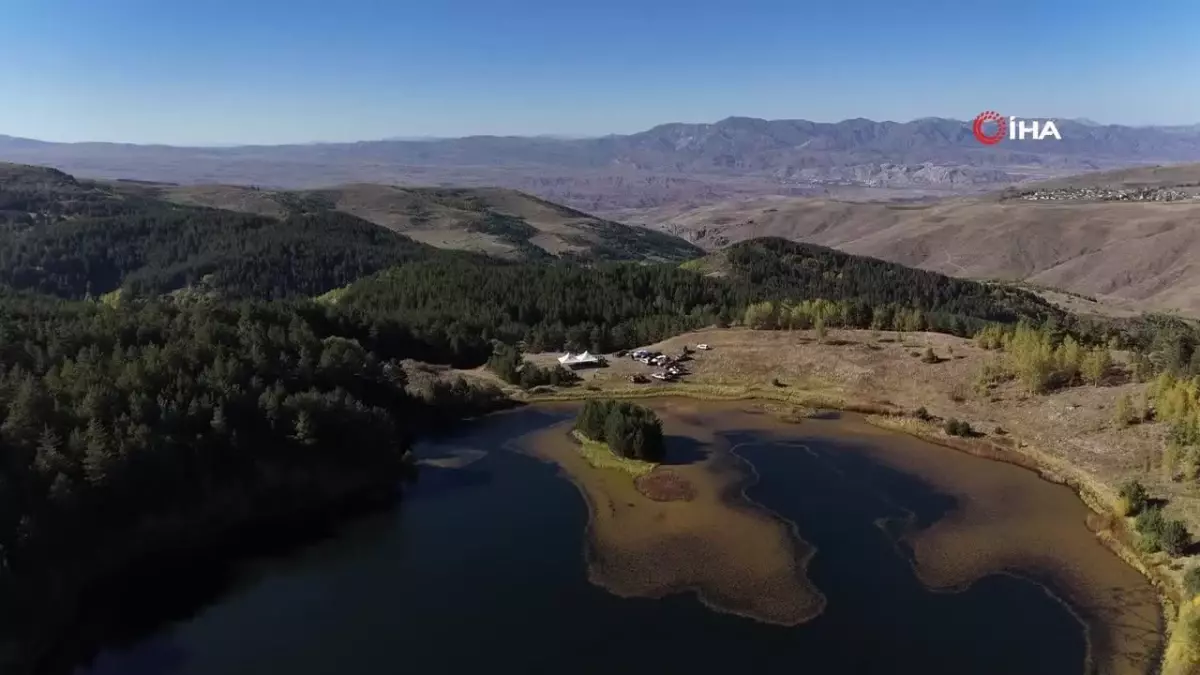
558,351,600,367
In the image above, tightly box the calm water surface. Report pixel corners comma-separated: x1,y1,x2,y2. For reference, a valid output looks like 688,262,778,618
79,406,1095,675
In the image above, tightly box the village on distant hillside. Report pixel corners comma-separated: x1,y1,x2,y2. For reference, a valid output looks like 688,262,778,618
1009,186,1199,202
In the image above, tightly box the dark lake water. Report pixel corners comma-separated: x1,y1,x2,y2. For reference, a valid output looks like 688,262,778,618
78,406,1089,675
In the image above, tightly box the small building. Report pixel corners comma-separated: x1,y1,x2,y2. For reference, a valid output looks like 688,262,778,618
557,350,602,369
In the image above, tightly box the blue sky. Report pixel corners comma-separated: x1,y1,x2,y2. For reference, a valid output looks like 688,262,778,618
1,0,1197,144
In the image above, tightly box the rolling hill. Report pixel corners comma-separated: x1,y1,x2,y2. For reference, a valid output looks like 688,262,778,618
112,180,700,261
136,181,703,262
0,164,439,300
0,163,702,300
638,164,1200,315
0,162,1071,338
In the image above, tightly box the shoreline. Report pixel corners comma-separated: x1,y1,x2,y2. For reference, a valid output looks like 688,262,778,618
13,478,404,675
512,409,827,627
526,385,1179,674
861,414,1178,664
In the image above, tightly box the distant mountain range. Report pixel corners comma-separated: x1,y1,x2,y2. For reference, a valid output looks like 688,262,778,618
4,116,1200,212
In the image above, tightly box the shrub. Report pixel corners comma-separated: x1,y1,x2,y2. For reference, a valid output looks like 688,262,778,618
1135,504,1164,530
813,318,827,342
943,418,973,437
975,324,1006,350
487,343,580,389
486,343,522,383
1114,394,1134,427
1135,505,1191,555
1081,347,1112,386
1185,566,1200,598
1118,479,1149,516
974,359,1012,392
1161,519,1192,556
914,406,931,421
517,362,578,390
1136,506,1167,551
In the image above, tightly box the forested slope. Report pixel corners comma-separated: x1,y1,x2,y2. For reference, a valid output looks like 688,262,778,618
327,237,1071,355
0,170,442,300
0,288,513,672
148,181,704,262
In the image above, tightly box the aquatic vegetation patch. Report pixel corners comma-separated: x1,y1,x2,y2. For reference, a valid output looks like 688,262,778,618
635,470,696,502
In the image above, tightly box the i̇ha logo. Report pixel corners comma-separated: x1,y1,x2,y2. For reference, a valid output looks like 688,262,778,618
972,111,1061,145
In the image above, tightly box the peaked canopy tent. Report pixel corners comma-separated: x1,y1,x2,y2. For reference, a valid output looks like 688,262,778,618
558,351,601,368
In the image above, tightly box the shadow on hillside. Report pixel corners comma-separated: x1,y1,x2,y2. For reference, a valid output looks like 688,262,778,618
1100,367,1133,387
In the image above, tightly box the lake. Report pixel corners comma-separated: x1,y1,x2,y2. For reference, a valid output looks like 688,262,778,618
76,400,1162,675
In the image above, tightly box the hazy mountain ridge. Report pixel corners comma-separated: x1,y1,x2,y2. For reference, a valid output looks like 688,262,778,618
4,116,1200,211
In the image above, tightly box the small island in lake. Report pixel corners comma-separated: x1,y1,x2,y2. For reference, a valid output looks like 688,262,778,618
574,399,666,463
523,399,826,625
572,399,695,501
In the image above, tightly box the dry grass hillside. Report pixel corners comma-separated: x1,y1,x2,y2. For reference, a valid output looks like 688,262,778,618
470,327,1177,509
142,182,702,262
466,326,1198,582
1030,164,1200,190
639,165,1200,315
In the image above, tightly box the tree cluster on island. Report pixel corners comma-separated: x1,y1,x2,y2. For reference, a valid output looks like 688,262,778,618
574,399,665,463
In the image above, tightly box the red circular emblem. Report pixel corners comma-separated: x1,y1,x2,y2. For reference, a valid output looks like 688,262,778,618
972,111,1007,145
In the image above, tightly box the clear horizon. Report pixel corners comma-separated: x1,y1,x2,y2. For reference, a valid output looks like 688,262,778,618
5,114,1199,148
2,0,1198,145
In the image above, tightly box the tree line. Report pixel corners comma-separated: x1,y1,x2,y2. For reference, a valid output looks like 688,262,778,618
330,239,1083,358
0,205,435,300
485,344,580,389
0,289,507,671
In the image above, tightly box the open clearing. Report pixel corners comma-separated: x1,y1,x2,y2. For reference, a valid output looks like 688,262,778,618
462,327,1199,595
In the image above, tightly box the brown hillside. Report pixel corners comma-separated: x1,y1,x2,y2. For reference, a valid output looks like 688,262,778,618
1025,163,1200,190
641,165,1200,314
144,182,702,262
